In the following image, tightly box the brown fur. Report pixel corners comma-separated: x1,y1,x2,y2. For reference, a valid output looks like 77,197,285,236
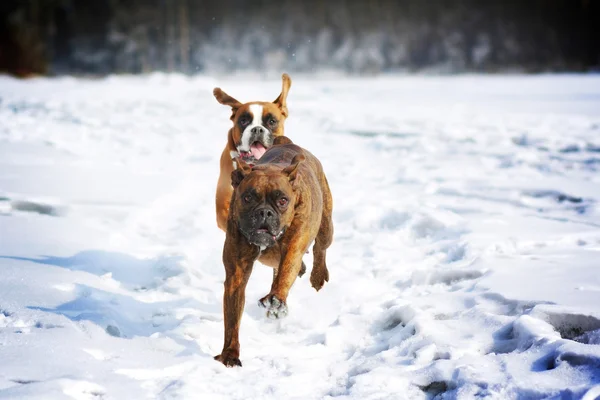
214,139,333,367
214,74,291,231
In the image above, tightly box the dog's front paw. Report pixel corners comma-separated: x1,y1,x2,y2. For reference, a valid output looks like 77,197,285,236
258,294,288,319
214,350,242,368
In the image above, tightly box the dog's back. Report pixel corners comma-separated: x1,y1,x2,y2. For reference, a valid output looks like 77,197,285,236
256,145,301,168
256,137,324,180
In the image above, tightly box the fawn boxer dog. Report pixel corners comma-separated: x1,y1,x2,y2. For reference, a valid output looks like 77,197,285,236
213,74,291,232
214,137,333,367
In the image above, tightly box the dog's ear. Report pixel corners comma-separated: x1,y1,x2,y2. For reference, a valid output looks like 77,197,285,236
214,88,242,120
273,73,291,117
282,154,305,182
231,158,252,188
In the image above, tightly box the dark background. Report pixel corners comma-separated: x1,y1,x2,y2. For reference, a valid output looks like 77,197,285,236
1,0,599,77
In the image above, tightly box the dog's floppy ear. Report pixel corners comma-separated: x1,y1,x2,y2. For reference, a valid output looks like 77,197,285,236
214,88,243,119
273,73,291,117
282,153,305,182
231,157,252,188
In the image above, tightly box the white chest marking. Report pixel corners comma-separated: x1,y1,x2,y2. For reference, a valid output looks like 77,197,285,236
230,150,239,169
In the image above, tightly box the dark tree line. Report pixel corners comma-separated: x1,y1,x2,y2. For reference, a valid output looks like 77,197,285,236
1,0,599,77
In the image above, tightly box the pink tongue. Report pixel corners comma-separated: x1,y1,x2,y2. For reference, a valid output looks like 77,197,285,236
250,143,267,160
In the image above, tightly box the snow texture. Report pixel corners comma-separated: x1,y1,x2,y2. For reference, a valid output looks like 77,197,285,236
1,74,600,399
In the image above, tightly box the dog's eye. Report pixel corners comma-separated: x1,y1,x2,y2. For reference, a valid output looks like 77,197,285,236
268,118,277,126
277,197,288,207
243,194,252,204
239,117,250,127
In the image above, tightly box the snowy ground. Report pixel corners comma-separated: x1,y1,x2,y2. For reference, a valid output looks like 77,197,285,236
1,74,600,399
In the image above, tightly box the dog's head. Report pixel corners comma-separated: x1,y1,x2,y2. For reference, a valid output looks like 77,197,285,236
230,154,304,249
214,74,291,166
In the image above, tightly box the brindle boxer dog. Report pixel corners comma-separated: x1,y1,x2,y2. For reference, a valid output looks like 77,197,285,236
214,137,333,367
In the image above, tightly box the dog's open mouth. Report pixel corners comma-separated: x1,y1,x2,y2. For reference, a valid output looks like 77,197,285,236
239,142,267,164
250,142,267,159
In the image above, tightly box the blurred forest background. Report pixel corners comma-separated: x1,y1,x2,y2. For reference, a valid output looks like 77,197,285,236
1,0,599,77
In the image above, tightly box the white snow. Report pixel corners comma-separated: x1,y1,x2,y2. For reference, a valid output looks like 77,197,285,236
1,73,600,399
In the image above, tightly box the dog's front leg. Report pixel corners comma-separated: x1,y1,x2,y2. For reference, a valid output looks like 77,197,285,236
215,252,254,367
258,235,308,319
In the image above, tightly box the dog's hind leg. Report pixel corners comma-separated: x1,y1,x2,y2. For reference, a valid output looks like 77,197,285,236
310,177,333,291
310,222,331,291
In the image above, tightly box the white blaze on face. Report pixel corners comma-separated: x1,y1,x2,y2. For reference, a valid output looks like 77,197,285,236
239,104,264,153
237,104,269,162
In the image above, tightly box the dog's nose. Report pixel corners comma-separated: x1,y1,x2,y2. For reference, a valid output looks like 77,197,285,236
255,208,275,223
251,126,266,135
257,208,274,219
